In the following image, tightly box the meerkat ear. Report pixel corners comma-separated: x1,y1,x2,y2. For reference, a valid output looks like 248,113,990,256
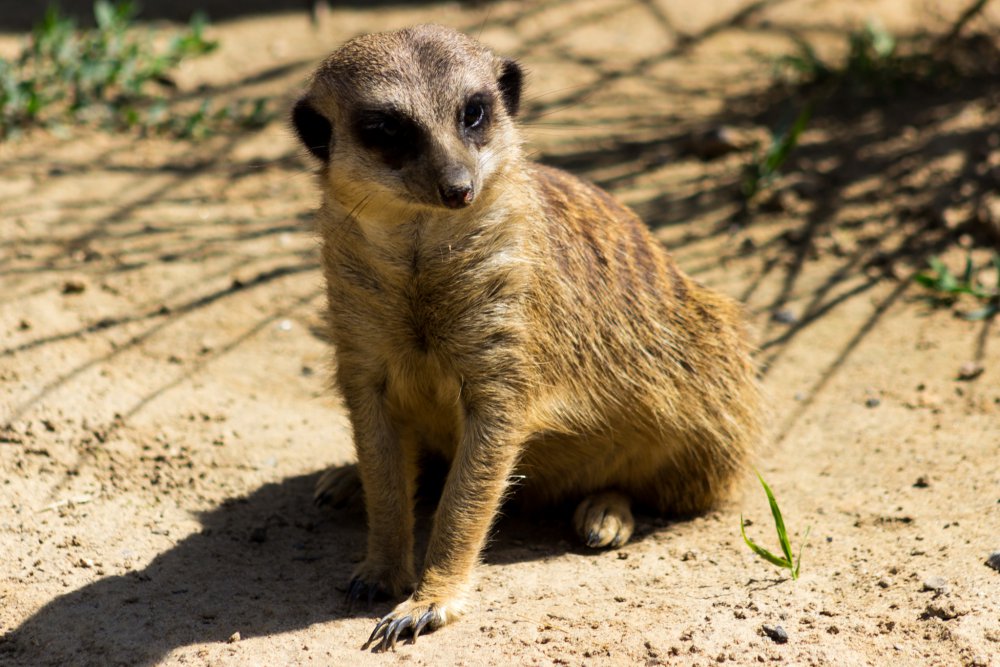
497,58,523,117
291,97,332,162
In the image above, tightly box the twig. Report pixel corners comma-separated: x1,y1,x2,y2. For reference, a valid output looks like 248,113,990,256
39,494,95,513
941,0,991,45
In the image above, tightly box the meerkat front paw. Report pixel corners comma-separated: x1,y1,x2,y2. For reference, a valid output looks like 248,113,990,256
346,561,415,610
314,463,362,508
363,595,461,651
574,491,635,548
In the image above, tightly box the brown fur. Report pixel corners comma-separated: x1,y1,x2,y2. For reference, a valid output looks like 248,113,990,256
292,24,762,650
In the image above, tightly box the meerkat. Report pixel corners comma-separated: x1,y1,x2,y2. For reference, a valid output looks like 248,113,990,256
291,24,762,651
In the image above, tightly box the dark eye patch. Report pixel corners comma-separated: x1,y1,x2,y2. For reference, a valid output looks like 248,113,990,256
354,109,423,169
460,92,493,146
291,98,332,163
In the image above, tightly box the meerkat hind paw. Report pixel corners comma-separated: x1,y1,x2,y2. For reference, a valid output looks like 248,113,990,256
574,491,635,548
314,463,362,508
346,574,393,611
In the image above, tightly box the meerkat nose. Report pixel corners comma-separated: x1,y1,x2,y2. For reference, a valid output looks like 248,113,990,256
439,182,475,209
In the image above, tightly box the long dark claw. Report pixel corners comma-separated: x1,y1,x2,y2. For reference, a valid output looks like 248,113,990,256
412,609,436,641
380,615,413,651
346,578,363,612
346,577,387,614
364,615,393,649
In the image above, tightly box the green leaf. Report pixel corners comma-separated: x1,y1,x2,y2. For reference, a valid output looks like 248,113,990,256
793,525,811,579
741,515,792,569
757,472,794,564
94,1,115,30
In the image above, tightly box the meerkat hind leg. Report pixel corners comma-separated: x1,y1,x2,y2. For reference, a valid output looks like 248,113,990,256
314,463,362,508
573,490,635,548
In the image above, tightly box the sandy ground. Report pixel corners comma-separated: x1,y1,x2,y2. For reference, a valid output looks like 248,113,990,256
2,1,999,665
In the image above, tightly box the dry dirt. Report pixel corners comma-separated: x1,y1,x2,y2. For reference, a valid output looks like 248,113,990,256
2,1,999,665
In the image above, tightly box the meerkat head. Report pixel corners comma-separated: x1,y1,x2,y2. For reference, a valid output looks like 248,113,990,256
292,25,524,215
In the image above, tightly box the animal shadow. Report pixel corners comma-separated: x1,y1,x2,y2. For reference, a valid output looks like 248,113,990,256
0,463,583,666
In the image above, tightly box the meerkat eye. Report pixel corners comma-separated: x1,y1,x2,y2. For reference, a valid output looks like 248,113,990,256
364,115,399,137
463,102,485,129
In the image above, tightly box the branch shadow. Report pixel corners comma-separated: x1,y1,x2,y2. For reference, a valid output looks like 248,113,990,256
511,4,1000,434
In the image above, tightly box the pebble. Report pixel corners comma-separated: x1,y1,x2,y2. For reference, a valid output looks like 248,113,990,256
985,551,1000,572
957,361,984,381
686,126,745,160
921,576,948,594
913,476,930,488
762,624,788,644
771,309,798,325
865,397,881,408
62,279,86,294
227,631,241,643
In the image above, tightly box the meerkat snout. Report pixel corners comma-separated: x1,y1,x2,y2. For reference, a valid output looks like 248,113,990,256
438,171,474,208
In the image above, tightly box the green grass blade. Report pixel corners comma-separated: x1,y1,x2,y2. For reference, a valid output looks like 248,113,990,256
962,254,975,285
793,526,811,579
741,515,792,569
757,473,794,564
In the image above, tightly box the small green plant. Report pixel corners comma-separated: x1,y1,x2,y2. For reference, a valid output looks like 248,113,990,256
0,1,273,139
774,20,928,98
740,473,809,580
914,253,1000,320
741,104,811,202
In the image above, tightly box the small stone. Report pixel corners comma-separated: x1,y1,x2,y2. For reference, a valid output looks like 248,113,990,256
865,397,881,408
877,577,892,589
761,624,788,644
771,309,798,325
227,631,241,643
686,126,745,160
921,576,948,594
62,279,86,294
913,476,930,488
18,319,31,331
985,551,1000,572
957,362,984,381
